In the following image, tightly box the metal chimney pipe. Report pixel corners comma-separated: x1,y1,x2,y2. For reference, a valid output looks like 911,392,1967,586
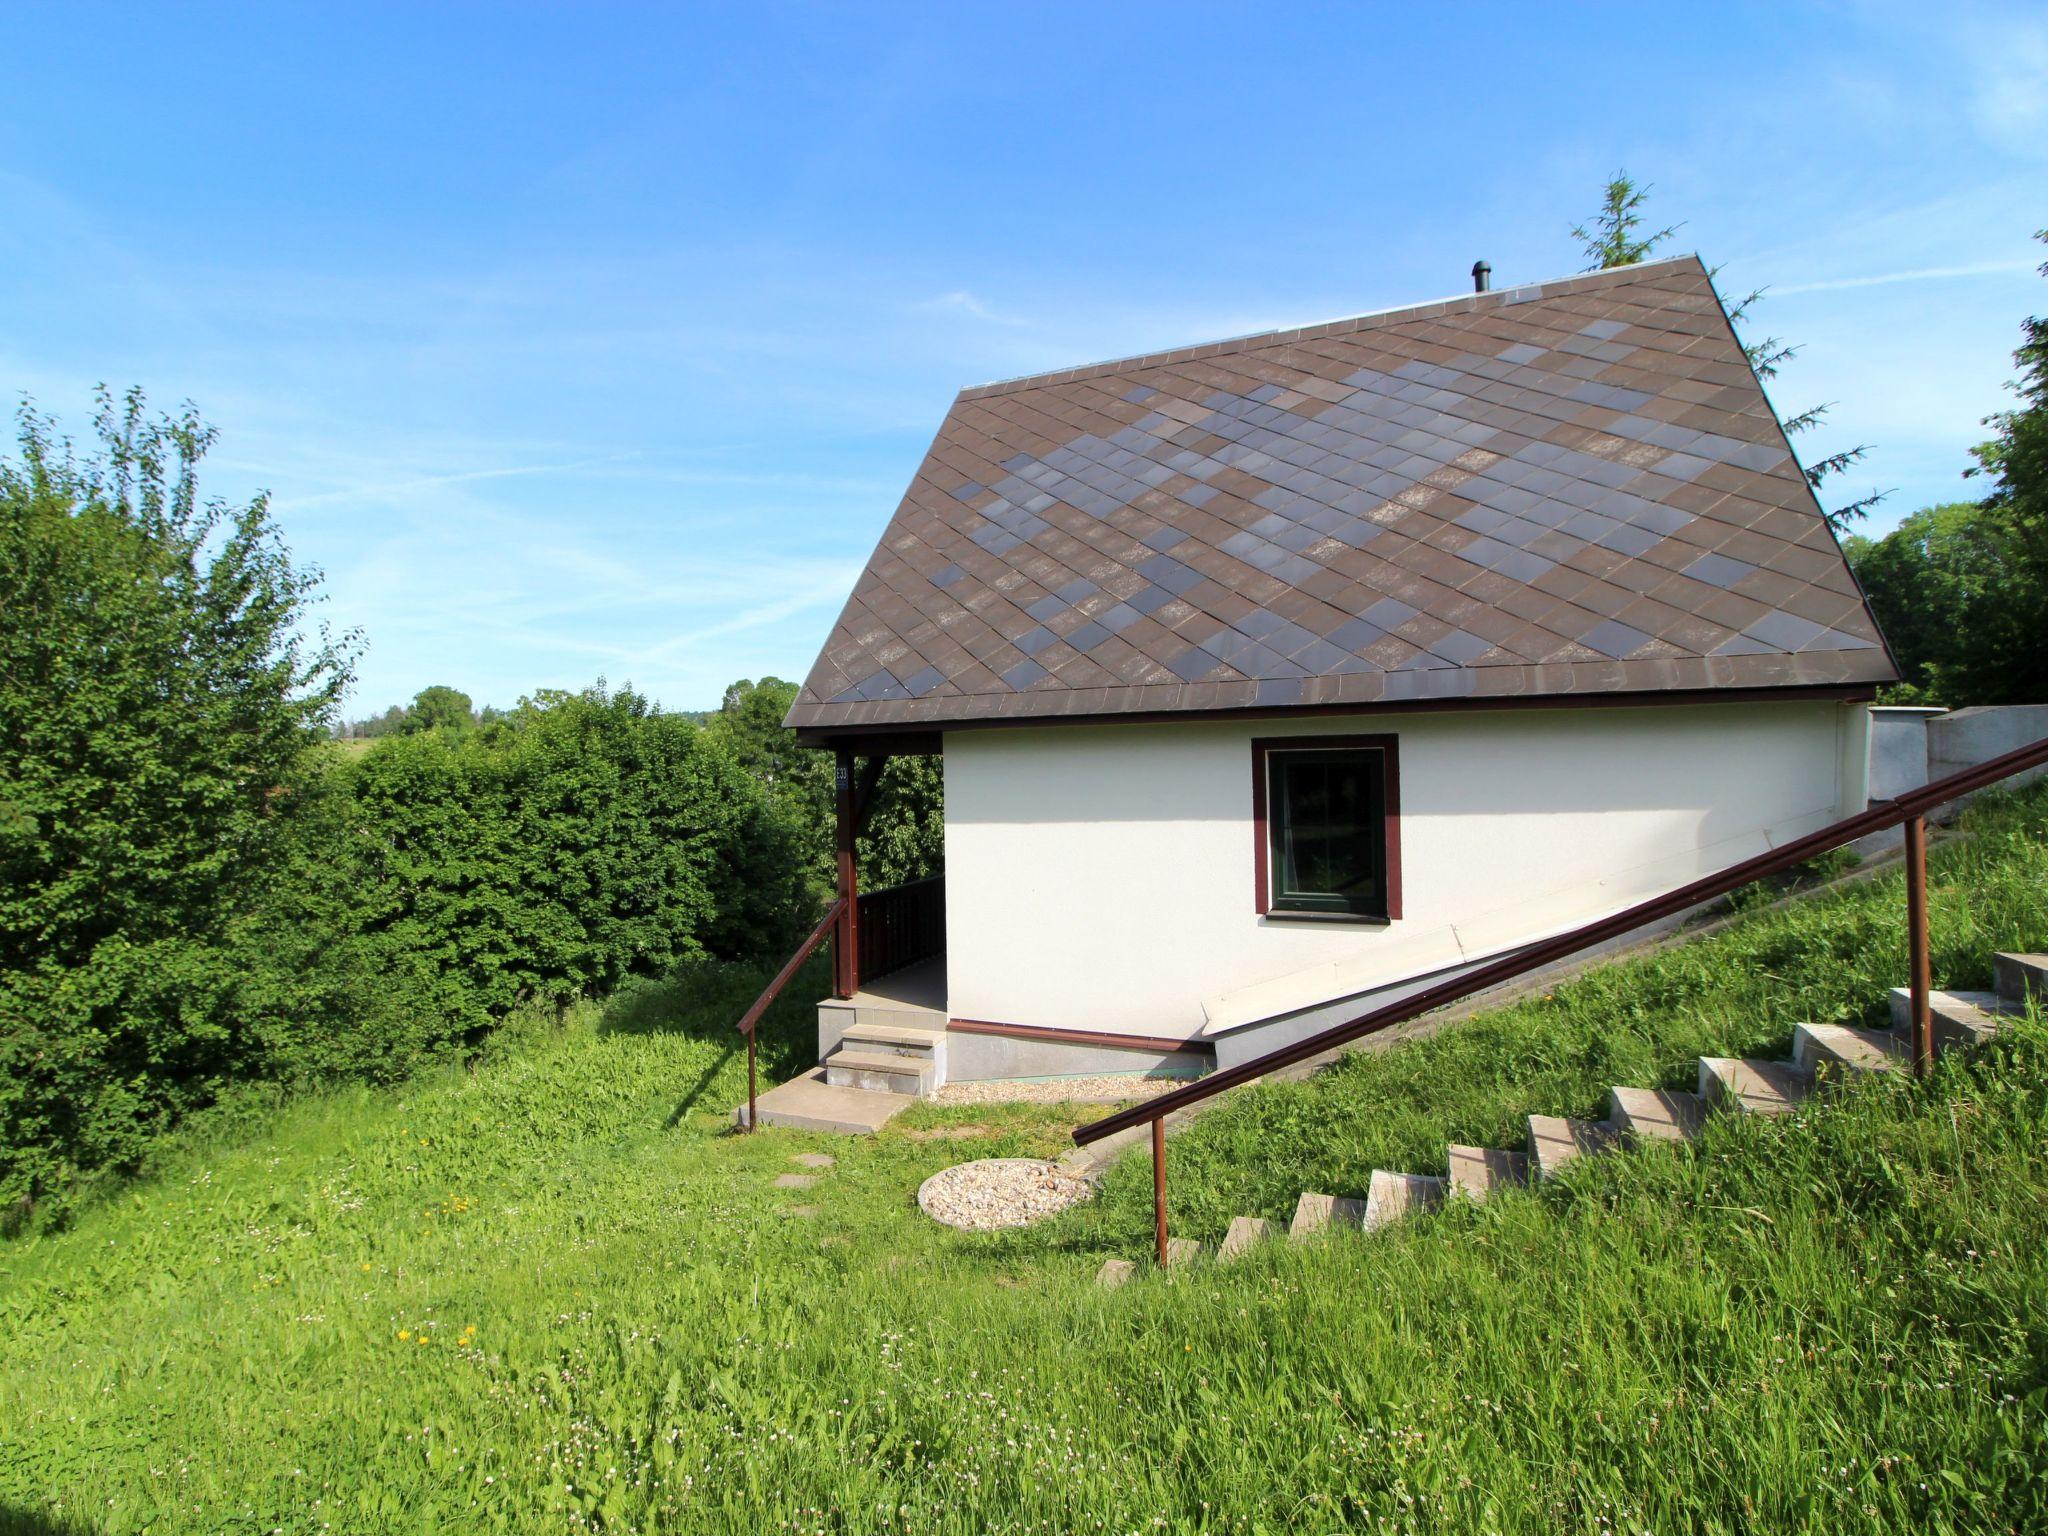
1471,260,1492,293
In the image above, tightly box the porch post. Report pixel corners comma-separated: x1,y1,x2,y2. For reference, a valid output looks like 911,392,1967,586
834,748,860,999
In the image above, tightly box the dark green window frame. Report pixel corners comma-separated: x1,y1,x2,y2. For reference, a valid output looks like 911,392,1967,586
1252,735,1402,922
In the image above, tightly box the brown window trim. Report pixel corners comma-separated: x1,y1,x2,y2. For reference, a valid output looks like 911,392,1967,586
1252,733,1402,922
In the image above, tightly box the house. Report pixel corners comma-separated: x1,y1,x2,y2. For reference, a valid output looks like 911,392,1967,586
751,254,1897,1131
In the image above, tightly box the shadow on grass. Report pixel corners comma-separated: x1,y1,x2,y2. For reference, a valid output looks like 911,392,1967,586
597,956,830,1121
0,1505,101,1536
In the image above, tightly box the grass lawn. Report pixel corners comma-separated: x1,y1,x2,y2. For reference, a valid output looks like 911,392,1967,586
2,788,2046,1534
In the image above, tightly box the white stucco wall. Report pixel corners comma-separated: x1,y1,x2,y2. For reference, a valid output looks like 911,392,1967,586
942,700,1869,1040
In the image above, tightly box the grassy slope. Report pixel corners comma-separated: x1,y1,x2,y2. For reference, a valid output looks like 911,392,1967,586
0,790,2044,1534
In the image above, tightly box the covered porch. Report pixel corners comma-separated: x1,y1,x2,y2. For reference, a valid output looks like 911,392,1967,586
736,735,948,1133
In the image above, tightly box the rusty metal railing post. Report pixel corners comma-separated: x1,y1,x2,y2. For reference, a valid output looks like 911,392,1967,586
746,1028,758,1133
1905,813,1932,1077
1151,1118,1168,1267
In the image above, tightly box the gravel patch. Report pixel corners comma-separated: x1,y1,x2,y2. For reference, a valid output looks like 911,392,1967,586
917,1158,1096,1231
934,1074,1192,1106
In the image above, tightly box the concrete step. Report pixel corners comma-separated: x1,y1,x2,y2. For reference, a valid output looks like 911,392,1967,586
1993,952,2047,1011
1698,1056,1813,1115
839,1022,945,1059
823,1049,936,1096
1363,1170,1446,1231
1447,1144,1529,1202
735,1069,913,1134
1526,1114,1618,1181
1289,1191,1367,1241
1163,1236,1204,1268
1095,1258,1135,1288
1609,1086,1706,1145
1218,1215,1274,1262
1888,987,2016,1052
1793,1022,1906,1077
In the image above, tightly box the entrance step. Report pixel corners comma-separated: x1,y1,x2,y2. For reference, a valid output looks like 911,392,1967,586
1526,1114,1618,1181
1447,1144,1528,1202
1363,1170,1445,1231
1889,987,2017,1052
823,1049,936,1096
1289,1191,1366,1241
1994,951,2047,1009
1219,1215,1274,1262
1609,1086,1706,1145
735,1069,913,1135
840,1022,944,1060
1793,1022,1906,1076
1699,1056,1812,1114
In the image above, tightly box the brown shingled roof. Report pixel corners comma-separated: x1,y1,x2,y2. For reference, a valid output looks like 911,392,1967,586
786,255,1896,736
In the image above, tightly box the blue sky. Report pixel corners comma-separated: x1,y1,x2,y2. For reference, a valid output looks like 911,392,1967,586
3,3,2043,715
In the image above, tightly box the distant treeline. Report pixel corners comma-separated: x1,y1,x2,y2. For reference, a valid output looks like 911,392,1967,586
0,393,934,1224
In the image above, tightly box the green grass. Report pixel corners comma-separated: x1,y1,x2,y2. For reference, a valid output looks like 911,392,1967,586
2,789,2047,1533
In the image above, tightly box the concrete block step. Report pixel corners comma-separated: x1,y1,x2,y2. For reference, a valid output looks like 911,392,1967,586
839,1022,944,1058
823,1049,936,1096
735,1070,913,1135
1289,1191,1367,1241
1793,1022,1906,1077
1888,987,2015,1052
1609,1086,1706,1144
1699,1056,1812,1115
1219,1215,1274,1262
1163,1236,1204,1268
1526,1114,1618,1181
1095,1258,1135,1288
1363,1170,1446,1231
1447,1144,1529,1202
1993,952,2047,1011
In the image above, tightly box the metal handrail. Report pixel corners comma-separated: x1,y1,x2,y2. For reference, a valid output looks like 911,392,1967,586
735,896,848,1133
1074,731,2048,1262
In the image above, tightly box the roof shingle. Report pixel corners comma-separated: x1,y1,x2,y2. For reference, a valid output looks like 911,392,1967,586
788,256,1896,734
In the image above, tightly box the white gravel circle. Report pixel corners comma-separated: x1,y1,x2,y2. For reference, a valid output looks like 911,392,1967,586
916,1158,1096,1231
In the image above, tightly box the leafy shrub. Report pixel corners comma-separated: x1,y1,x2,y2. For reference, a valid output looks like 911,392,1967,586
0,392,353,1215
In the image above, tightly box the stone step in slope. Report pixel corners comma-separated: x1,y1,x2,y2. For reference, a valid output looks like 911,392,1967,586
1526,1114,1619,1181
1609,1086,1706,1144
1994,951,2047,1009
1095,1258,1135,1289
1289,1191,1367,1241
1793,1022,1906,1076
1219,1215,1274,1262
1889,987,2017,1051
1698,1056,1812,1114
1163,1236,1204,1267
1097,953,2033,1286
823,1049,936,1096
1363,1170,1446,1231
1447,1144,1528,1202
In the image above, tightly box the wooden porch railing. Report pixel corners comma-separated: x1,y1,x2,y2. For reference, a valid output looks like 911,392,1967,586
858,875,945,984
1075,732,2048,1267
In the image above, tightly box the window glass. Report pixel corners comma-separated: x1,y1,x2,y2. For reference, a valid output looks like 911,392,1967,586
1269,749,1385,916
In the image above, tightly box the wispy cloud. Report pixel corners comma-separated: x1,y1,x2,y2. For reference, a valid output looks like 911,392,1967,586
271,455,630,511
1770,259,2039,297
912,289,1027,326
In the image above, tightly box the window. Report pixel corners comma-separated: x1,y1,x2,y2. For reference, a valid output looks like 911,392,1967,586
1252,736,1401,921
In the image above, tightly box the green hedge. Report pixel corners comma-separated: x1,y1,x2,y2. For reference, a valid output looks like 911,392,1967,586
0,397,859,1223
